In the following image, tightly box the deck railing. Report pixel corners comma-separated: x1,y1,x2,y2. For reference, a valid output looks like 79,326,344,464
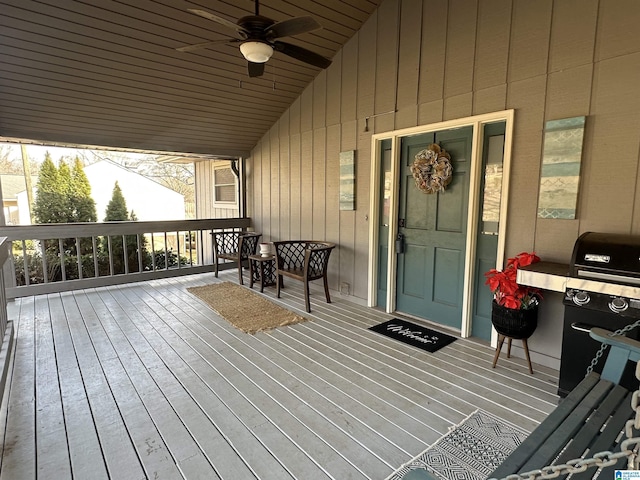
0,218,251,299
0,237,9,335
0,237,13,403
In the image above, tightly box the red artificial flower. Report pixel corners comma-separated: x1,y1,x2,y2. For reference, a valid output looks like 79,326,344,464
484,251,541,310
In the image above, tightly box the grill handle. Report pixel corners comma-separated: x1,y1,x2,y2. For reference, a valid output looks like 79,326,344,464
571,322,595,333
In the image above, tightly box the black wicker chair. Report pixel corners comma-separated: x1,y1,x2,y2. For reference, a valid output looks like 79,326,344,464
273,241,335,313
212,232,261,285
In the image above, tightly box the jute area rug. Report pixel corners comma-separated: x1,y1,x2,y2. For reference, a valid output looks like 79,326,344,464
187,281,308,334
386,409,528,480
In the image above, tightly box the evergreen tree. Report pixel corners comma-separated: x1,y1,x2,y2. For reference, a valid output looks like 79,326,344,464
32,155,75,277
68,158,98,264
57,160,73,222
127,209,148,270
71,157,97,223
102,182,147,274
104,181,128,221
32,153,66,224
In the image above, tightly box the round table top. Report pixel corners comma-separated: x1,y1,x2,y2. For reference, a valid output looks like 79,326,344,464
249,254,275,261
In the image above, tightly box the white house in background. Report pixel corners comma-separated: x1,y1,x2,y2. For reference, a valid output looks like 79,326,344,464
16,159,185,224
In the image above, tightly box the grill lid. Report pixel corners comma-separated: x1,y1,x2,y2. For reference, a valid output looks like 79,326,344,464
570,232,640,283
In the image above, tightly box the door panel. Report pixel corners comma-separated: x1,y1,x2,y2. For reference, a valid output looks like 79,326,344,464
436,173,465,232
396,126,473,328
406,186,433,230
433,247,462,306
401,244,428,298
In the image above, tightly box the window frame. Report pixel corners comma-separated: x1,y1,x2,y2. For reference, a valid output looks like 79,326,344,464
212,164,238,207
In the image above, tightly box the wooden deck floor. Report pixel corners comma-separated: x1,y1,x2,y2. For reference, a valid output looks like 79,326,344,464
0,272,560,479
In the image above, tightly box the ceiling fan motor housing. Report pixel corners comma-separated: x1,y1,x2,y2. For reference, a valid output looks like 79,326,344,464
237,15,275,39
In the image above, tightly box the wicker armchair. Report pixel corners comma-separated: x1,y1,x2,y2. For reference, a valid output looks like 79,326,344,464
273,241,336,313
212,232,262,285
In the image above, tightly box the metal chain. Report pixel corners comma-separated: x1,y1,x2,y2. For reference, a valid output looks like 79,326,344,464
493,450,636,480
586,318,640,375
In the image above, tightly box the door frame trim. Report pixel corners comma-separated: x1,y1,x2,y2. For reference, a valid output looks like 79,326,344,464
367,110,514,339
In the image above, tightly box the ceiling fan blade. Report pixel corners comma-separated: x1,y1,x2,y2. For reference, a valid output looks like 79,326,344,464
176,38,240,53
267,17,322,39
248,62,265,78
273,41,332,69
187,9,249,38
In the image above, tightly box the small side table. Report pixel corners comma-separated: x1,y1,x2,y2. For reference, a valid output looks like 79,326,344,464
248,254,279,293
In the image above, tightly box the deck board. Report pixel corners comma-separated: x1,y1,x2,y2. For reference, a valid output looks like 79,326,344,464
1,272,559,479
102,282,298,479
48,294,107,480
1,297,36,480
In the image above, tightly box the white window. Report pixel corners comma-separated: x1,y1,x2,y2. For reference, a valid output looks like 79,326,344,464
213,165,237,205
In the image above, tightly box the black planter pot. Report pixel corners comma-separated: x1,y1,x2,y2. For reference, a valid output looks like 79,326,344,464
491,300,538,339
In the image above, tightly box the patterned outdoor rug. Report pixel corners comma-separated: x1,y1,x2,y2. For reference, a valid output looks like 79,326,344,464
386,409,529,480
187,281,308,334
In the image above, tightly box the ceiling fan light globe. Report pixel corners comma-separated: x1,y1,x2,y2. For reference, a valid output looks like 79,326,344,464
240,41,273,63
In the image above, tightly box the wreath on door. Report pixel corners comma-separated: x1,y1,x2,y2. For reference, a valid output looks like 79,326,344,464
410,143,453,194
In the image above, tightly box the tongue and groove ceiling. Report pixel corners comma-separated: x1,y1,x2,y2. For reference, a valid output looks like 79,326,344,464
0,0,383,158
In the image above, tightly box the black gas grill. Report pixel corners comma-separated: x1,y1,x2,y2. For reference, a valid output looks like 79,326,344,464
559,232,640,396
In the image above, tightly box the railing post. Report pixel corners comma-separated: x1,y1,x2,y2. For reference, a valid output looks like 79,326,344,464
0,237,13,409
0,238,10,336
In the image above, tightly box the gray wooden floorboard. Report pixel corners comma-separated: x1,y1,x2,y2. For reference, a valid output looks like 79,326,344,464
144,279,411,469
60,290,147,480
106,282,298,480
48,294,108,480
96,284,282,479
162,278,446,447
117,283,337,479
0,272,559,479
1,296,36,480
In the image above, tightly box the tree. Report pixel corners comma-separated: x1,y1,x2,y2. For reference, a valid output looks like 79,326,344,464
71,157,97,223
32,153,67,224
104,181,128,222
31,154,99,279
57,160,73,222
102,182,147,274
31,154,72,278
0,145,23,174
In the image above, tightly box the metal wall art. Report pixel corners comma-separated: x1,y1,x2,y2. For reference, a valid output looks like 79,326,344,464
537,116,586,219
339,150,356,210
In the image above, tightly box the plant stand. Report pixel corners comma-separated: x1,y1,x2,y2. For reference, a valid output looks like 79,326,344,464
492,334,534,374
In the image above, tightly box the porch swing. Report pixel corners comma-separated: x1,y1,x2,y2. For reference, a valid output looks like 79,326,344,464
404,325,640,480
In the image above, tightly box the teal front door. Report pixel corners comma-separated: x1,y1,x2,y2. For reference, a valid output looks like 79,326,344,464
396,126,473,329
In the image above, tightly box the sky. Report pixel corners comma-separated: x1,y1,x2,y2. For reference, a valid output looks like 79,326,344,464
2,142,151,165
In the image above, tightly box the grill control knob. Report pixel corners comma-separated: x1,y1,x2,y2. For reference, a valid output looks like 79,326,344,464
572,291,591,306
609,297,629,313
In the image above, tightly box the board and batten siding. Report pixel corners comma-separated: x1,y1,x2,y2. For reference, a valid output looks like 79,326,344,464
247,0,640,308
195,160,240,264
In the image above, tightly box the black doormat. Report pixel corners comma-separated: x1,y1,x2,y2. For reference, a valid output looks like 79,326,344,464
369,318,457,353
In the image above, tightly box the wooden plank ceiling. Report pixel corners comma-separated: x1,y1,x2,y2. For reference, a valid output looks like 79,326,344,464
0,0,383,158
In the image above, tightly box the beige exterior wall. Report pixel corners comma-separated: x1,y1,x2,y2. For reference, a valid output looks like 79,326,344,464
247,0,640,312
195,159,241,263
195,160,241,220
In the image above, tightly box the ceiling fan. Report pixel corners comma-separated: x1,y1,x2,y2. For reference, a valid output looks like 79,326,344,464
177,0,332,78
